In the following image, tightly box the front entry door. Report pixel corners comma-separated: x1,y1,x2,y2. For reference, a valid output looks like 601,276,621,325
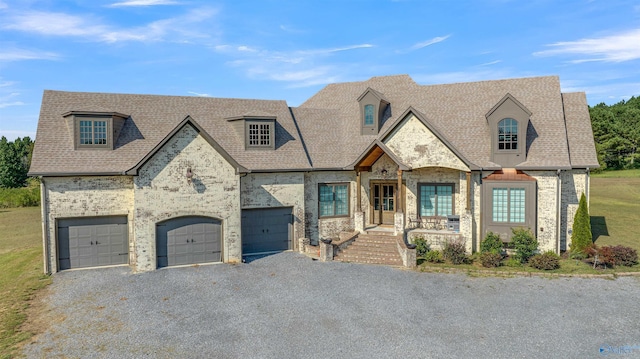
372,183,396,225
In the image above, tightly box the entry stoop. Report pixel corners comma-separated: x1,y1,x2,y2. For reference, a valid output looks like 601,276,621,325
334,233,403,266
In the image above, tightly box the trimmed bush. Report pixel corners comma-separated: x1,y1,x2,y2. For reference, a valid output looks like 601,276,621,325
480,232,503,254
529,251,561,270
479,252,502,268
511,228,538,263
424,250,443,263
504,257,522,267
442,240,468,265
570,193,592,256
598,245,638,267
413,236,429,258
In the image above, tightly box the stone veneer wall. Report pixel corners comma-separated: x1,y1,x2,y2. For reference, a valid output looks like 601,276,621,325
525,171,559,252
133,124,241,272
240,172,305,249
304,171,356,244
43,176,134,273
560,169,588,252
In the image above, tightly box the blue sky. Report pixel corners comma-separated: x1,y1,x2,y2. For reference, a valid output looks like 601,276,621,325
1,0,639,141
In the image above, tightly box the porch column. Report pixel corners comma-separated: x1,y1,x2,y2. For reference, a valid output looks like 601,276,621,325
356,170,362,211
354,170,365,233
394,169,404,236
396,169,402,213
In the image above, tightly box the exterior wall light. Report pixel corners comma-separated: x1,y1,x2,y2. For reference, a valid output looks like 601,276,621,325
186,167,193,184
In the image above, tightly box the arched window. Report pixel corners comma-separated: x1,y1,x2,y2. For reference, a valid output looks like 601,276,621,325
498,118,518,150
364,104,374,126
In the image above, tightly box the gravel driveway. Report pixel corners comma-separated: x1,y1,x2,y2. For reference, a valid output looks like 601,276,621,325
24,252,640,358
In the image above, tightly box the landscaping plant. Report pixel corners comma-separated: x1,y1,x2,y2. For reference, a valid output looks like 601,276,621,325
413,236,429,258
529,251,561,270
479,252,502,268
442,240,468,265
424,250,443,263
570,193,592,257
510,228,538,264
480,231,503,254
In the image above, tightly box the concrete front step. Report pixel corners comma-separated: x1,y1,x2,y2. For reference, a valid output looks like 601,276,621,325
365,230,397,236
346,244,398,252
334,255,403,266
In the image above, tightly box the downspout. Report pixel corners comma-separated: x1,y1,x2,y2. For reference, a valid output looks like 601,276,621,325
40,177,50,274
556,169,562,254
585,168,590,205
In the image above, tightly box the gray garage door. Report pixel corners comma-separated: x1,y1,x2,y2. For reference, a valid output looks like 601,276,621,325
156,217,222,268
57,216,129,270
241,207,292,255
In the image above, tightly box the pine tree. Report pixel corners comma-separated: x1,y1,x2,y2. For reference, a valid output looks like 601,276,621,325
570,193,592,256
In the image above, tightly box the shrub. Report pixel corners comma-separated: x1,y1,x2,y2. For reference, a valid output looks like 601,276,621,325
598,245,638,267
511,228,538,263
570,193,593,256
442,240,468,265
413,236,429,258
479,252,502,268
424,250,443,263
529,251,561,270
0,185,40,208
480,232,503,254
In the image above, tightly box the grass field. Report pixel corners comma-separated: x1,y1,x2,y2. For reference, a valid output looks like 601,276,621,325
590,170,640,251
0,207,51,359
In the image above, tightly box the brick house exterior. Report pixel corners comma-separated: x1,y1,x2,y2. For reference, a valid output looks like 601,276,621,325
29,75,599,273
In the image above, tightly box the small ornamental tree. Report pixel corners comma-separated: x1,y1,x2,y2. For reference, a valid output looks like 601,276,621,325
511,228,538,264
570,193,592,256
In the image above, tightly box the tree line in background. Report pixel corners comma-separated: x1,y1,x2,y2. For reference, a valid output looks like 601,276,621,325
0,136,34,188
590,96,640,170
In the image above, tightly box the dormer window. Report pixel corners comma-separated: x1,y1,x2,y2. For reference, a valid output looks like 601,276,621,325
226,113,277,150
485,94,531,167
358,87,390,135
63,111,128,150
79,120,108,145
364,104,374,126
498,118,518,150
247,121,272,148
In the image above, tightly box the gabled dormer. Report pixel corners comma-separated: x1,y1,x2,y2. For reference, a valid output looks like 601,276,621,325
226,112,276,150
357,87,390,135
63,111,129,150
485,93,532,167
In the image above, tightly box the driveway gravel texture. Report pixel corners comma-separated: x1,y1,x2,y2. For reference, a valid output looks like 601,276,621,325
24,252,640,359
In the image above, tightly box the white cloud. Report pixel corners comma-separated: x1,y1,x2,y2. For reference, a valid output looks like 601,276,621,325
0,101,24,108
409,35,451,51
0,48,59,62
1,8,217,43
216,43,373,87
108,0,180,7
478,60,502,66
188,91,211,97
534,29,640,63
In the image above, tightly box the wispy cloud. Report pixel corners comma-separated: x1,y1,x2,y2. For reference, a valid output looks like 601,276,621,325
1,8,217,43
0,48,59,62
108,0,180,7
188,91,211,97
478,60,502,66
410,35,451,50
215,43,373,87
0,91,24,109
534,29,640,63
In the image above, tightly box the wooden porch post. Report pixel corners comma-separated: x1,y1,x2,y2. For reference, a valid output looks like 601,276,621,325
397,169,402,213
356,170,362,212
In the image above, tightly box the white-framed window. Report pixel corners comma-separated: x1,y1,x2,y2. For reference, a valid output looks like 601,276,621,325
498,118,518,150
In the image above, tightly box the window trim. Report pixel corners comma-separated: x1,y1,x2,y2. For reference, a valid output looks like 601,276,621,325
417,182,455,218
74,117,112,150
318,182,350,219
244,119,275,150
482,180,537,242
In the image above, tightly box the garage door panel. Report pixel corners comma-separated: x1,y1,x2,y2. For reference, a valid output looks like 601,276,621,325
242,207,292,255
57,217,128,270
157,217,222,268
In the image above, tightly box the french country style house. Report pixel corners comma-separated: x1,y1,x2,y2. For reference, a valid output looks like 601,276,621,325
29,74,599,273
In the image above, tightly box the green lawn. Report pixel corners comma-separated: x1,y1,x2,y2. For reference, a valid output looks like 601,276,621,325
590,170,640,251
0,207,51,359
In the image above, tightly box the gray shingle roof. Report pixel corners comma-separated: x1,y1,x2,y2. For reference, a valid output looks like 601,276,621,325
30,91,311,175
29,74,599,176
